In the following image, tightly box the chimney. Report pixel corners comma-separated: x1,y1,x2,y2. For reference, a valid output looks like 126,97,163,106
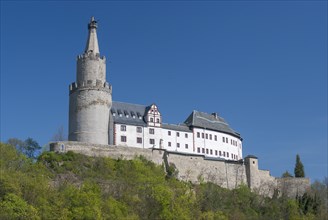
211,112,218,119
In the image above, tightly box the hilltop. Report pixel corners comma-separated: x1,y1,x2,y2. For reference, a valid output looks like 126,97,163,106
0,143,327,219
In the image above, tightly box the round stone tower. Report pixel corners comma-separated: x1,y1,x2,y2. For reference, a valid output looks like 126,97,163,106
69,17,112,145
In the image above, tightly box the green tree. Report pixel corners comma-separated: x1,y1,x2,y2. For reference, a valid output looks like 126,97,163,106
7,137,41,159
282,171,293,178
294,154,305,177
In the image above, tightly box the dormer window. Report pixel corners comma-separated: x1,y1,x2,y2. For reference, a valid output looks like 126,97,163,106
146,104,162,127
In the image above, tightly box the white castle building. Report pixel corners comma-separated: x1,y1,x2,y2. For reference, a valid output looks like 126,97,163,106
68,17,243,161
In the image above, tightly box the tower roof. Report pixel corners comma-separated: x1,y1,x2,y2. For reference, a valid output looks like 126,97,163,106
85,16,100,54
184,110,242,139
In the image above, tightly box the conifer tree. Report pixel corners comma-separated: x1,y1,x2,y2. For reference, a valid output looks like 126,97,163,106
294,154,305,177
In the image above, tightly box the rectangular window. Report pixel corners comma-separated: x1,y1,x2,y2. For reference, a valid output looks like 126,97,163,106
215,135,217,141
197,147,200,153
227,152,229,157
202,148,205,153
197,132,200,138
168,142,171,147
222,137,225,142
185,133,188,138
177,143,180,148
150,139,155,145
206,149,209,154
149,128,155,134
223,151,226,157
137,137,142,144
219,151,222,156
231,140,233,145
226,137,228,143
177,132,180,137
206,134,208,139
185,144,188,149
136,126,142,133
202,133,204,138
121,125,126,131
210,149,213,155
209,134,212,140
156,118,160,123
168,131,171,136
121,136,127,142
215,150,218,156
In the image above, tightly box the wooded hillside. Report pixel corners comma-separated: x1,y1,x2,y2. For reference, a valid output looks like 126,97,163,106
0,143,327,219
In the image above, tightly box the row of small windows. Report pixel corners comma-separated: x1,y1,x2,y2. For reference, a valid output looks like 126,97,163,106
196,132,238,146
121,125,191,139
197,132,217,141
120,135,238,159
112,109,143,119
197,147,238,160
168,131,188,138
120,136,152,145
167,142,188,149
149,117,160,123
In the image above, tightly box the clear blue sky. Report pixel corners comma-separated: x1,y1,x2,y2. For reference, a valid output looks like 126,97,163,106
1,1,327,181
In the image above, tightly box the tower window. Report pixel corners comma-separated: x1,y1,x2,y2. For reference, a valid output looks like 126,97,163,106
156,118,160,123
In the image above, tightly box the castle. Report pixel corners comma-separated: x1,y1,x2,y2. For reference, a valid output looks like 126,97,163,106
51,17,310,197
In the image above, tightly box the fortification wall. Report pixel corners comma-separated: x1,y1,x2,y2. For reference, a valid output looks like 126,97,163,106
165,153,247,189
50,142,310,197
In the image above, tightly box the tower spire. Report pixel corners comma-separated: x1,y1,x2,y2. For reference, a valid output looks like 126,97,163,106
85,16,100,54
